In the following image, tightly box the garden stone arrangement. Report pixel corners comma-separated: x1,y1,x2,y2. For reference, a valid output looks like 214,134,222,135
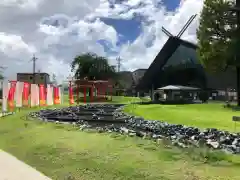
29,104,240,154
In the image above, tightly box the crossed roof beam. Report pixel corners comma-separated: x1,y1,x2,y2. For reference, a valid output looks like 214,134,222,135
162,14,197,38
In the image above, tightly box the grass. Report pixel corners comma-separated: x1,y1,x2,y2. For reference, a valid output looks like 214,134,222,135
0,98,240,179
124,102,240,132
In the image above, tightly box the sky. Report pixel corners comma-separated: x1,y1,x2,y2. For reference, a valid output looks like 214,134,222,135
0,0,203,82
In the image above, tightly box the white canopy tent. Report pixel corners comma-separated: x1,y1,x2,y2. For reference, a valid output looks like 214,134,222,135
157,85,200,91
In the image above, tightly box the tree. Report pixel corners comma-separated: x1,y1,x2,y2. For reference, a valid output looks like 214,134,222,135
197,0,240,104
51,73,58,85
71,53,117,80
0,67,4,80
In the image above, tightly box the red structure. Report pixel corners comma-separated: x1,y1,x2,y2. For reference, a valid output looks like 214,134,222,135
69,79,113,104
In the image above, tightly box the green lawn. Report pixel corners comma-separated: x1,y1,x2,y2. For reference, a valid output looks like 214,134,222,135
124,102,240,132
0,99,240,180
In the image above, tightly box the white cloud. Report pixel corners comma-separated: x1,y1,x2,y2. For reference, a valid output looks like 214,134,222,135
0,0,42,9
0,32,35,56
0,0,203,81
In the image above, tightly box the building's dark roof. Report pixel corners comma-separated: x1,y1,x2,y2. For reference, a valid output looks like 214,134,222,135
17,73,50,76
136,36,195,90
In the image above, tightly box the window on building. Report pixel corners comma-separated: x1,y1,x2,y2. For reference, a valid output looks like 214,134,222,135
163,45,200,68
160,44,206,88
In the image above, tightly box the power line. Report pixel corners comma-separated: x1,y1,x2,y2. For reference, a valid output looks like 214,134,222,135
116,57,122,72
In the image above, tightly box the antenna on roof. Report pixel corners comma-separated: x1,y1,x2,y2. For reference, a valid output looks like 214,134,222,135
161,14,197,38
29,54,38,84
116,57,122,72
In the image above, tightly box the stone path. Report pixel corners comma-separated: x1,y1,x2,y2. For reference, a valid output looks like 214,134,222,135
0,150,51,180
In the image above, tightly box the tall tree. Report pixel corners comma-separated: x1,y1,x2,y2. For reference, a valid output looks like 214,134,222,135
71,53,117,80
0,67,4,80
51,73,58,85
197,0,240,104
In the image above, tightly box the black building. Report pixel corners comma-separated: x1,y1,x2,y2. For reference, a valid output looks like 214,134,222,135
136,36,236,94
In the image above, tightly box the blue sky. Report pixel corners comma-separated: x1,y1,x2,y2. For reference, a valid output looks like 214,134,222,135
98,0,180,53
0,0,202,79
162,0,180,11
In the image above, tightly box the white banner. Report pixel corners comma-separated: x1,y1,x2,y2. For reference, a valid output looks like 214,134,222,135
30,84,39,107
30,84,36,107
15,82,24,108
46,85,53,106
35,85,39,106
2,81,10,112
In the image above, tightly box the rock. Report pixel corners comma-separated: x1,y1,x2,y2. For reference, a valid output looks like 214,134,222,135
96,127,104,133
232,138,240,146
177,142,188,148
129,132,136,137
28,104,240,155
207,139,220,149
80,124,88,131
136,131,146,138
143,132,152,139
120,127,129,134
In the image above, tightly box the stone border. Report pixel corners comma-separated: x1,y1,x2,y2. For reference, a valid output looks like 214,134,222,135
29,104,240,155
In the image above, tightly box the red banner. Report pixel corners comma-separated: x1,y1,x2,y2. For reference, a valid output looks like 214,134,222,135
8,81,17,111
90,86,94,102
97,85,101,96
76,84,79,103
83,87,86,103
39,84,46,106
69,82,74,105
53,86,60,104
22,82,30,107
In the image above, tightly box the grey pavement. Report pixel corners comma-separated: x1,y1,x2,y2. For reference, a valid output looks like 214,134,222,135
0,150,51,180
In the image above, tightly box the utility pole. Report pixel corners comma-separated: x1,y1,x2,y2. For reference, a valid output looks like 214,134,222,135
116,57,122,72
228,1,240,105
236,0,240,105
31,54,38,84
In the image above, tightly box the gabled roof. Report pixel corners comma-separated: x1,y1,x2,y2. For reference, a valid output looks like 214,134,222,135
136,36,197,90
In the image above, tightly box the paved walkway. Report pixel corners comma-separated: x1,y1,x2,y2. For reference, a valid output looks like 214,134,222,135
0,150,51,180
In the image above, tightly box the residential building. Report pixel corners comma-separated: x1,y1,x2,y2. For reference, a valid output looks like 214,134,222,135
17,73,50,86
132,69,146,86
